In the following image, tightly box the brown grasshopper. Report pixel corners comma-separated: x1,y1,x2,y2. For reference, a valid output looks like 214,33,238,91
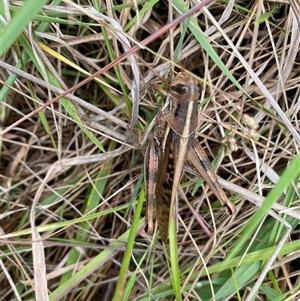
144,72,236,242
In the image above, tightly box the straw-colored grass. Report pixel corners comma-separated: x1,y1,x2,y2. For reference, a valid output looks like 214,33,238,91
1,1,300,300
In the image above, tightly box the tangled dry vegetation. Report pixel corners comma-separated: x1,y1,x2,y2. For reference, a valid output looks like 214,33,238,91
1,0,300,300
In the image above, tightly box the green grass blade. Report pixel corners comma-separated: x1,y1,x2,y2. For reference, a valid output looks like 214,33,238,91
49,218,144,301
169,218,182,301
113,184,145,301
0,0,50,56
172,0,245,93
228,153,300,260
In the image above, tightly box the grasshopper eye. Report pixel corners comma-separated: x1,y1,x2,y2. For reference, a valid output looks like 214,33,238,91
171,84,189,95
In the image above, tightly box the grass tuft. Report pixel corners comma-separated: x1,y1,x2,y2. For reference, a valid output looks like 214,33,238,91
1,1,300,300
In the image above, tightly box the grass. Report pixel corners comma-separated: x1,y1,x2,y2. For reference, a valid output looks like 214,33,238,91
1,0,300,300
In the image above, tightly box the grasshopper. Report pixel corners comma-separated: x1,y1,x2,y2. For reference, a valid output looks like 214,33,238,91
144,72,236,242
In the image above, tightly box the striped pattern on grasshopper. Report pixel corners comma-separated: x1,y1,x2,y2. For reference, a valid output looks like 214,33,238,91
145,72,236,242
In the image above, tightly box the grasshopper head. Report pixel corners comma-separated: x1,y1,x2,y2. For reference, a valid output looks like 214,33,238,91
170,72,201,102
